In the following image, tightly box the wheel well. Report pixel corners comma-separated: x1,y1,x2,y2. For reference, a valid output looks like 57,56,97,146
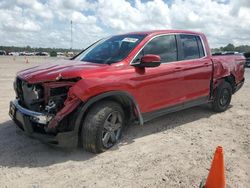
211,74,236,100
76,94,139,147
224,74,236,93
99,95,136,124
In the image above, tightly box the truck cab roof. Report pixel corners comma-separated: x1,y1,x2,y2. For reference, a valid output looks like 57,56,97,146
126,30,204,36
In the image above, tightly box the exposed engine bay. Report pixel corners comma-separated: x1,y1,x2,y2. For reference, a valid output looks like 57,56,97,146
13,77,81,133
15,77,74,114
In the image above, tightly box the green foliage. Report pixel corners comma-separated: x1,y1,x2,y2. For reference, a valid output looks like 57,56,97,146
50,51,57,57
0,45,81,54
223,43,235,51
212,44,250,53
235,45,250,53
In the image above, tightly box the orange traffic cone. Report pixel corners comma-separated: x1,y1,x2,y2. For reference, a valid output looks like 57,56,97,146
201,146,226,188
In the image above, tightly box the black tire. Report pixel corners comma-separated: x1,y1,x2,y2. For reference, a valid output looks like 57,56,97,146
212,81,232,112
81,100,125,153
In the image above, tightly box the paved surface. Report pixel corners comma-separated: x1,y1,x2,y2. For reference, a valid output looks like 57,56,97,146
0,56,249,188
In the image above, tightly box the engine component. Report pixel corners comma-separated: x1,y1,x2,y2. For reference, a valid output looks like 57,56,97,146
45,100,56,113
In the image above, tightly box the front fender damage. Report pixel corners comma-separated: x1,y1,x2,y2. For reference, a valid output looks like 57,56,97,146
47,97,81,130
46,80,93,131
44,81,84,132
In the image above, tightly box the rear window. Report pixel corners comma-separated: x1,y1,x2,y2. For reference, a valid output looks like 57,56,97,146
179,35,205,60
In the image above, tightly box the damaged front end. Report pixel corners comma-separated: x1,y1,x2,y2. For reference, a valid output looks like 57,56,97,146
9,77,82,147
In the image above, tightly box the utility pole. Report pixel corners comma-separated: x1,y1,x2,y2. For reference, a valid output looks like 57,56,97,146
70,20,73,50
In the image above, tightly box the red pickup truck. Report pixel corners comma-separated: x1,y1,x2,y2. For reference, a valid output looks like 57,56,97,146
9,30,245,153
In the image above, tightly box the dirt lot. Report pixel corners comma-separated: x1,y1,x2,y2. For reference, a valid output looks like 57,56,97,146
0,56,249,188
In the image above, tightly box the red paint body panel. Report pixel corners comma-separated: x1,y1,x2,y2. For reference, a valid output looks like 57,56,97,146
16,30,245,116
17,59,108,83
212,55,245,84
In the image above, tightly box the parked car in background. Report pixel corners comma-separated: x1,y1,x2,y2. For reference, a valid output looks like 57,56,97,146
57,52,65,57
212,51,240,56
8,52,19,56
19,52,26,56
0,50,6,55
35,52,49,56
19,52,34,56
26,52,35,56
244,52,250,67
66,51,75,57
9,30,245,153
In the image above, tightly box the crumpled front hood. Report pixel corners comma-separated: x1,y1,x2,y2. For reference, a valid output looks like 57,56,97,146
17,59,108,83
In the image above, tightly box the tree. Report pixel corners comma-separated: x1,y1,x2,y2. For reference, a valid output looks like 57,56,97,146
50,51,57,57
223,43,235,51
235,45,250,53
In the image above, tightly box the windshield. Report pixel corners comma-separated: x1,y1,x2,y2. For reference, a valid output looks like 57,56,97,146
74,34,147,64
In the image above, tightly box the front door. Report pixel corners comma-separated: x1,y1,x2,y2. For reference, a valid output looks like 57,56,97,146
131,34,188,113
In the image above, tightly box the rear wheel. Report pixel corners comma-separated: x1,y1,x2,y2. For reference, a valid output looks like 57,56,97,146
81,100,125,153
212,81,232,112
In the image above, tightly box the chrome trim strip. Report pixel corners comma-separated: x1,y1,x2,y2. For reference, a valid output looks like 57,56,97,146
130,33,208,65
10,100,53,124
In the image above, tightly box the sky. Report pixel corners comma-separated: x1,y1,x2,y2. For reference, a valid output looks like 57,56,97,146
0,0,249,49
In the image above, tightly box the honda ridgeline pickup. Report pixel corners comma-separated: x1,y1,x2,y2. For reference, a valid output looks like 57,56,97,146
9,30,245,153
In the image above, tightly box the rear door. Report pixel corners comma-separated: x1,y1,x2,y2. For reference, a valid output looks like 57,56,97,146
175,34,212,101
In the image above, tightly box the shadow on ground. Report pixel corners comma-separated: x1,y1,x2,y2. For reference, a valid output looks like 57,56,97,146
0,104,216,168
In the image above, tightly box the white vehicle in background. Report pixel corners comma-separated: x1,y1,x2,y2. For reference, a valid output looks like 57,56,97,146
26,52,35,56
57,52,65,57
19,52,35,56
8,52,19,56
66,51,74,57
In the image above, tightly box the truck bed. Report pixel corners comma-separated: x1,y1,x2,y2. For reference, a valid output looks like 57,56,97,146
211,54,245,85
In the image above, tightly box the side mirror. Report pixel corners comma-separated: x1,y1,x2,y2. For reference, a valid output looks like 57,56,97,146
136,54,161,68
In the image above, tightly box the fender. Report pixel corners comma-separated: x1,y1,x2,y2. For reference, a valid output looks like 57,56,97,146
213,59,231,81
212,58,234,91
212,55,244,86
73,91,144,135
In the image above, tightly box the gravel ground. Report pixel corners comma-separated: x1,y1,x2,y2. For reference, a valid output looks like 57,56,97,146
0,56,249,188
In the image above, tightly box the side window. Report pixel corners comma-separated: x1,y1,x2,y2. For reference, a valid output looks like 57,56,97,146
133,35,177,63
179,35,201,60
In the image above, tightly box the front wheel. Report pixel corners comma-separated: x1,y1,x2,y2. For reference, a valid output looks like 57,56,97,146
81,100,125,153
212,81,232,112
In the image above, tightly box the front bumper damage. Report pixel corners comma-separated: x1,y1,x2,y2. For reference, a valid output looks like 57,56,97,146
9,99,81,147
10,100,53,125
